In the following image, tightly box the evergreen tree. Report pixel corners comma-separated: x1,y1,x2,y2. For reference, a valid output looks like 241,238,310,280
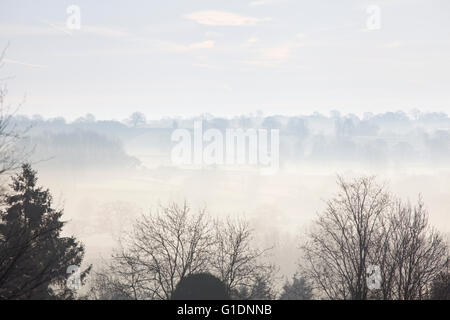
430,270,449,300
279,275,313,300
0,164,90,299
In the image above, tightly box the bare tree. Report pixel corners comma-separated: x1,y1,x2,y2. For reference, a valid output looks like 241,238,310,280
301,176,448,300
301,176,390,299
97,202,215,300
0,44,28,176
88,202,276,300
376,198,448,299
85,263,142,300
212,218,275,299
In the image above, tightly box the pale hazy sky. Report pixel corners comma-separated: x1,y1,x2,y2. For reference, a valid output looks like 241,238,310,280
1,0,449,120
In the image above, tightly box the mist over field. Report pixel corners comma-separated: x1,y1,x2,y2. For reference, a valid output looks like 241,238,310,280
8,111,449,280
2,0,449,301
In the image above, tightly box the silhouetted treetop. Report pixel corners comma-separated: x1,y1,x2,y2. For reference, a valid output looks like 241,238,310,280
171,273,229,300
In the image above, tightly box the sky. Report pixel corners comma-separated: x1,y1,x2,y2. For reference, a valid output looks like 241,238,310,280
0,0,449,121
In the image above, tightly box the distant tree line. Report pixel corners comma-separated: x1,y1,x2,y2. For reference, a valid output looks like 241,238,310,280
9,109,450,170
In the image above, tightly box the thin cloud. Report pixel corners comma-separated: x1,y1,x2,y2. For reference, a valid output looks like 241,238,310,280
0,23,62,37
261,45,291,61
241,37,259,48
81,25,130,38
189,40,215,49
158,40,215,52
205,31,223,38
242,42,304,66
249,0,278,6
184,10,267,26
383,41,404,48
192,63,222,70
0,22,130,38
41,20,73,36
240,59,280,67
3,58,47,68
223,84,233,92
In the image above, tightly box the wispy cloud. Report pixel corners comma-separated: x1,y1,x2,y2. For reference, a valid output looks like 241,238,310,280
3,58,47,68
241,37,259,48
192,62,222,70
383,41,404,48
41,20,73,36
223,84,233,92
189,40,215,49
205,31,223,38
241,42,304,66
81,25,131,38
184,10,268,26
158,40,215,52
249,0,278,7
0,23,60,37
0,22,130,38
261,45,291,61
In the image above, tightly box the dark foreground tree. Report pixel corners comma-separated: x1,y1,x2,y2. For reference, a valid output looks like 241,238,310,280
172,273,229,300
0,164,90,299
430,268,449,300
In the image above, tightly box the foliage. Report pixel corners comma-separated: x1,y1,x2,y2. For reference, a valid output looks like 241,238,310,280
0,164,90,299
